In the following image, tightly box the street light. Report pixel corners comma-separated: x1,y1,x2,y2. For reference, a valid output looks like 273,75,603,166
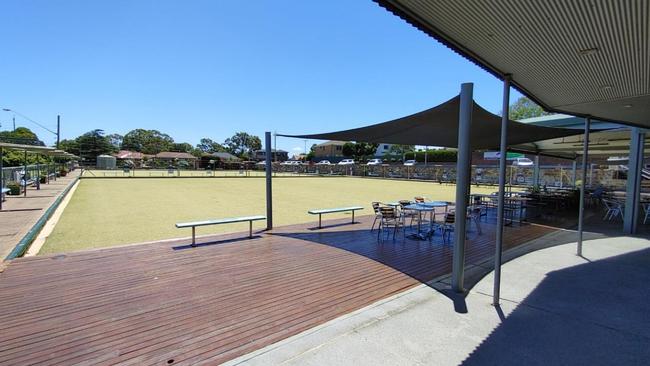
2,108,15,131
1,108,59,147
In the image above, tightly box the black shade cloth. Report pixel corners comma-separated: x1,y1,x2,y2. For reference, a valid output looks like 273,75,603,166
278,96,581,150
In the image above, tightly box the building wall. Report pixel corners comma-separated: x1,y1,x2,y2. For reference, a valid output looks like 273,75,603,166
314,143,344,158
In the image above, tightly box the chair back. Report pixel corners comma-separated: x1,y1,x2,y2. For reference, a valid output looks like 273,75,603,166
444,211,456,224
371,201,382,213
379,206,397,220
398,200,412,208
414,196,426,203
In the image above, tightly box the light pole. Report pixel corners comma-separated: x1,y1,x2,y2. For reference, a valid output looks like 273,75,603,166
2,108,59,145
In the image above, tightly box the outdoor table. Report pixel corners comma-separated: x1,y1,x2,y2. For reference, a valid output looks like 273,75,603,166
404,202,448,240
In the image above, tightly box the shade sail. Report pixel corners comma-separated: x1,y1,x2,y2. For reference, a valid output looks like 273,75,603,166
278,96,581,150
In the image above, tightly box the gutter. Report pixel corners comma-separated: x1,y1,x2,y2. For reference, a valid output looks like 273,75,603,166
5,176,80,260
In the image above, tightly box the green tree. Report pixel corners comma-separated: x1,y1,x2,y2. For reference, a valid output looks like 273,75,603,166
224,132,262,158
0,127,44,145
76,129,114,162
170,142,193,153
389,144,415,161
196,138,226,153
107,133,123,149
122,129,174,154
509,96,552,120
342,142,355,158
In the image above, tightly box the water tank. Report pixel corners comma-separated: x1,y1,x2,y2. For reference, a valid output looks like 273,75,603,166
96,155,117,169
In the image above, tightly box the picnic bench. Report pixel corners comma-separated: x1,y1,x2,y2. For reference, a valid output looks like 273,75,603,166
308,206,364,229
175,215,266,246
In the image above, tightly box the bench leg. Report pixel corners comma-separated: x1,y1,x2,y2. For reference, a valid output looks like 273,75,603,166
352,210,355,224
319,214,322,229
249,220,253,238
191,227,196,247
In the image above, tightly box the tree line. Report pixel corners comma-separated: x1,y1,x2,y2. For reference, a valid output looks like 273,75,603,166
58,129,262,162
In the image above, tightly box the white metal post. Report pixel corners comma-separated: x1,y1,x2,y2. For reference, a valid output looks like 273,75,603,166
265,132,273,230
451,83,473,293
577,117,590,256
493,76,510,305
624,128,644,234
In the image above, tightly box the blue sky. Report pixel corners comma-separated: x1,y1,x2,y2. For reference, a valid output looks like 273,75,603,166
1,0,520,155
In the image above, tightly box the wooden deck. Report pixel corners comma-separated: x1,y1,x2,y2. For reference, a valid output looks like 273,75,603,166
0,215,558,365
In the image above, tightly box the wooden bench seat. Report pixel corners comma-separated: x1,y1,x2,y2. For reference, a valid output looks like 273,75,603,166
308,206,364,229
176,215,266,246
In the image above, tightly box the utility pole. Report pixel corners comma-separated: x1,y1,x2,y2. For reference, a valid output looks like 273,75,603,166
56,115,60,149
12,115,15,131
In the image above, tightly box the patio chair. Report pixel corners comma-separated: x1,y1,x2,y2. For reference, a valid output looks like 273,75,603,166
439,211,456,244
601,198,624,221
398,200,419,228
377,206,404,242
370,201,383,232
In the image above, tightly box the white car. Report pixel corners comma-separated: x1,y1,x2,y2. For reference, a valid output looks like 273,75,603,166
366,159,383,166
338,159,355,165
512,157,534,167
316,160,332,165
403,160,417,166
281,160,302,166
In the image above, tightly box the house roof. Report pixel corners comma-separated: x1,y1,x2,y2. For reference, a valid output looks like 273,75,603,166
314,141,348,147
211,152,241,161
114,150,145,159
155,151,197,159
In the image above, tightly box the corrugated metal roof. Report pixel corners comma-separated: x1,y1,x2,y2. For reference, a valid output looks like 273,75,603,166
375,0,649,127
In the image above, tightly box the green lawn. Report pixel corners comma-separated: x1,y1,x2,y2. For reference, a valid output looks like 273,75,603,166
41,177,498,254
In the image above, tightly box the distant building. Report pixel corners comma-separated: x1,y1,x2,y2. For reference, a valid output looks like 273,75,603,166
313,141,347,159
155,151,198,168
254,149,288,161
113,150,155,167
375,143,393,157
211,152,241,162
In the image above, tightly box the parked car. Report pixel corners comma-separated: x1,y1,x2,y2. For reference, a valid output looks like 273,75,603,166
281,160,302,166
366,159,383,166
403,160,417,166
316,160,332,165
338,159,355,165
512,157,534,167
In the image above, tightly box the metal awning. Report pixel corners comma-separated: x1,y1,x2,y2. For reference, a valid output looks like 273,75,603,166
0,142,56,154
278,95,581,150
374,0,649,127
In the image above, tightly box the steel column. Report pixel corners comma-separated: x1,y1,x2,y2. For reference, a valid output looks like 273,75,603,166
265,131,273,230
0,147,3,211
451,82,473,293
571,160,577,187
23,150,28,197
577,118,591,256
493,76,510,305
624,128,644,234
533,154,540,186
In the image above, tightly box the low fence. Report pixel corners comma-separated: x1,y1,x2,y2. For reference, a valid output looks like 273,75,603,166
1,163,71,188
79,162,629,190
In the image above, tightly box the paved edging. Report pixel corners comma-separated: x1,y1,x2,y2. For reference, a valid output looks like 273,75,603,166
5,176,80,260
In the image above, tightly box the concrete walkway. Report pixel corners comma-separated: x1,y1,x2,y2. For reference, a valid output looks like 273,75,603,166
226,232,650,366
0,171,79,259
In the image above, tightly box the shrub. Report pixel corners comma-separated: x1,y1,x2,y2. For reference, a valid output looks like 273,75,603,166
40,175,47,184
7,181,21,195
59,168,68,177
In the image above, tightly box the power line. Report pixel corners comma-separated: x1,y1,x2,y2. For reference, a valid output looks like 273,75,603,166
2,108,57,135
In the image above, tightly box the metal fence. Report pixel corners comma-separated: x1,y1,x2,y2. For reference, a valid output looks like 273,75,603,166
78,162,629,190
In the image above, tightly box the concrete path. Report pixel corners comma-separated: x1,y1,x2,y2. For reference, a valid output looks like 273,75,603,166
0,171,79,259
226,232,650,366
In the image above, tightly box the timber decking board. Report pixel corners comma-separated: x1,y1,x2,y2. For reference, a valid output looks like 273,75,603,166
0,215,557,365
